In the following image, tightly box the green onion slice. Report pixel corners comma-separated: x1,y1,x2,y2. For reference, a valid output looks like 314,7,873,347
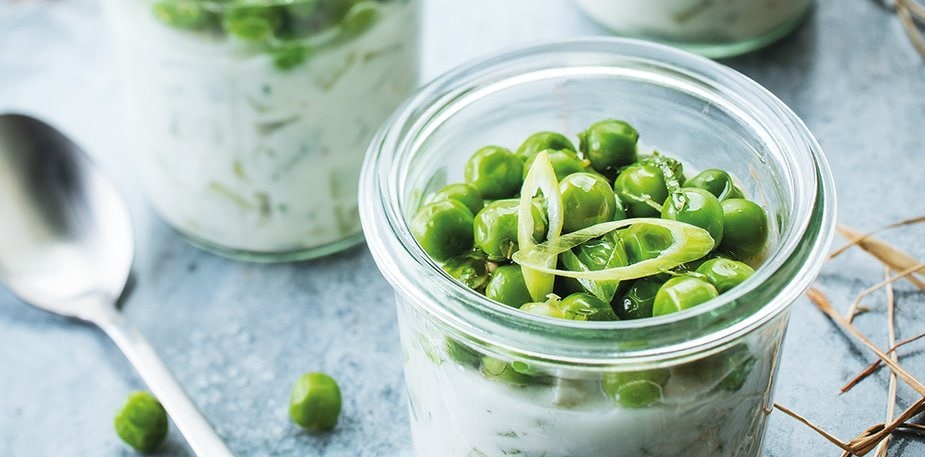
513,218,714,281
518,151,564,301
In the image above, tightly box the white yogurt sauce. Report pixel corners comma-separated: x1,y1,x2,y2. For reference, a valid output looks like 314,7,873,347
399,307,778,457
574,0,812,44
105,1,418,254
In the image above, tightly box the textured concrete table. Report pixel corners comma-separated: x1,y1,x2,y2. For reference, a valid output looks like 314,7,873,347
1,0,924,456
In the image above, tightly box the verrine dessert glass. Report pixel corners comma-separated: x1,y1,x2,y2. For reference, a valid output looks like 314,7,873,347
573,0,813,58
360,38,835,457
103,0,420,261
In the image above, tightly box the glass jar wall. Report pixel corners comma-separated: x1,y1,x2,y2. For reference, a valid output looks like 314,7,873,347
103,0,420,261
360,38,835,456
573,0,813,58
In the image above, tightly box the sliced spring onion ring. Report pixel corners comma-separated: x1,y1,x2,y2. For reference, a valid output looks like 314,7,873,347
513,218,714,281
518,151,564,301
614,190,663,213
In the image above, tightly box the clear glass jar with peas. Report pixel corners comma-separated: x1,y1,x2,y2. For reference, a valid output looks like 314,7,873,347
360,39,835,457
102,0,420,261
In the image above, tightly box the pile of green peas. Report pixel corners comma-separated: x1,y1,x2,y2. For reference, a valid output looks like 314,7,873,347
412,118,770,322
149,0,387,70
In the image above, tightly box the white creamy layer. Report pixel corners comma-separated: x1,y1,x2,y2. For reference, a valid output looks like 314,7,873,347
575,0,811,43
400,312,778,457
106,1,418,253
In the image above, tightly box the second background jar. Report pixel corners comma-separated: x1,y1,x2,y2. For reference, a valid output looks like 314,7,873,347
103,0,421,261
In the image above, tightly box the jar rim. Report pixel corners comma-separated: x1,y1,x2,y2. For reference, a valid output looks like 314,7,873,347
360,37,836,366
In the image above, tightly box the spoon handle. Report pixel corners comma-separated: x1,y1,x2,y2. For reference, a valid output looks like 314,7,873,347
98,309,235,457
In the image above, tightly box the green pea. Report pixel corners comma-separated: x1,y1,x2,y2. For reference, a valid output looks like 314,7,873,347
516,131,576,159
481,357,536,385
510,360,544,377
716,345,757,392
271,44,310,71
652,276,718,316
685,169,744,201
660,187,724,246
152,0,212,30
411,200,474,262
442,251,490,291
464,146,523,199
222,6,283,42
719,199,769,259
602,369,670,408
674,252,719,274
615,278,663,320
289,372,342,432
486,264,532,308
674,344,756,393
695,257,754,293
473,199,546,261
340,1,378,38
559,172,617,233
445,338,481,368
427,183,484,215
519,300,566,318
622,224,674,263
613,162,668,217
114,392,168,453
522,149,587,182
558,292,618,321
577,119,639,178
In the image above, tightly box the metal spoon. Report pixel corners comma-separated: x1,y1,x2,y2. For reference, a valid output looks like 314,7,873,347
0,114,234,457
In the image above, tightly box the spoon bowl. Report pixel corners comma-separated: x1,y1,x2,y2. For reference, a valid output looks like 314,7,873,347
0,114,132,317
0,113,233,457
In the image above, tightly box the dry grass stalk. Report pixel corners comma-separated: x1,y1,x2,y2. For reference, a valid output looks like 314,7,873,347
772,403,851,451
897,0,925,57
775,398,925,456
806,288,925,396
776,215,925,454
793,288,925,456
898,423,925,433
842,397,925,456
871,0,925,57
907,0,925,17
874,268,897,457
840,331,925,394
830,216,925,259
835,225,925,292
845,263,925,323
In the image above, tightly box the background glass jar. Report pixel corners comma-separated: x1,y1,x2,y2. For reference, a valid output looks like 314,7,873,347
573,0,813,58
360,38,835,456
102,0,420,261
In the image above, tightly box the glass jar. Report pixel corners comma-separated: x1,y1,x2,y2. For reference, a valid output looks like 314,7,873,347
573,0,813,58
102,0,420,261
360,38,835,456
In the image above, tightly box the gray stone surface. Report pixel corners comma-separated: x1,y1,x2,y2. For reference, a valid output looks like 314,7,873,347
1,0,923,456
